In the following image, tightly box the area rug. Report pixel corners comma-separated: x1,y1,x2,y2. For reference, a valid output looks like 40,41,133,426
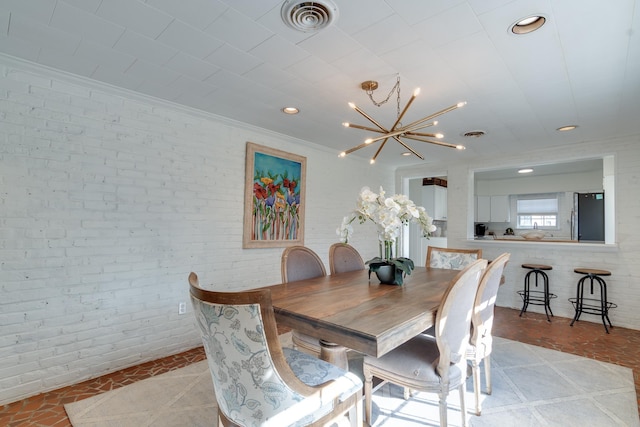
64,337,639,427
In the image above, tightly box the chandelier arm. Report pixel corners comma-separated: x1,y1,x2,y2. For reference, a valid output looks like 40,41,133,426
389,91,419,131
344,123,386,133
396,122,436,133
398,122,438,133
401,102,465,132
401,135,460,149
365,122,438,145
392,136,425,160
371,138,389,163
350,104,390,133
405,131,439,138
341,140,376,156
365,129,415,144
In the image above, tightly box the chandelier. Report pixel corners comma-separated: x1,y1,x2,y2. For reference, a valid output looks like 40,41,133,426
339,75,467,164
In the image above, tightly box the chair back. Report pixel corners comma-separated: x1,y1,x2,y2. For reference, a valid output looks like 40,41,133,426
281,246,326,283
329,243,365,274
470,253,510,349
434,259,488,376
426,246,482,270
188,273,319,426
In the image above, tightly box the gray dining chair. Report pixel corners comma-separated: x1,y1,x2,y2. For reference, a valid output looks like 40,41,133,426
189,273,363,427
281,246,327,357
329,243,365,274
362,259,488,427
467,252,510,415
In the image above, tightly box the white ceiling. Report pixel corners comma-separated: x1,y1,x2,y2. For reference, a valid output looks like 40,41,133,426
0,0,638,168
475,158,603,180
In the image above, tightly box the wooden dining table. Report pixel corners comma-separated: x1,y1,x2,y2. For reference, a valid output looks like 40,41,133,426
262,267,460,369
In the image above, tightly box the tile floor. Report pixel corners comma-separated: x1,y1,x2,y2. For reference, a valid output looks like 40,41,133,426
371,337,638,426
1,307,639,426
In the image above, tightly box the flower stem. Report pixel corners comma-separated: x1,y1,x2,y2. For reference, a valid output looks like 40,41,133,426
384,240,393,261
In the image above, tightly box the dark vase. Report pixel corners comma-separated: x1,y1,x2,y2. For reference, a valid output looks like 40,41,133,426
374,264,397,285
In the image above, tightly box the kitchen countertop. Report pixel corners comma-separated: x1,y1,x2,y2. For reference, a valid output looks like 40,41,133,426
475,235,578,243
493,237,579,243
468,237,617,251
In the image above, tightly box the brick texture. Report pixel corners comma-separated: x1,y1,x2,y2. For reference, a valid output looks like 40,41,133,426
0,62,391,405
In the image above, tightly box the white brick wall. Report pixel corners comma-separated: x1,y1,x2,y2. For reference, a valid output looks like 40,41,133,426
0,61,392,404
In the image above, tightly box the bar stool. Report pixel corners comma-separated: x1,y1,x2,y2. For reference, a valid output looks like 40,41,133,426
569,268,617,333
518,264,556,321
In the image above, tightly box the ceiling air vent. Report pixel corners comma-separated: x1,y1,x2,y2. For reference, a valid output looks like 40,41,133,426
463,130,486,138
281,0,338,33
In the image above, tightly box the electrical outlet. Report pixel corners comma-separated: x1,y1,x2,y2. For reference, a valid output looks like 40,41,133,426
178,302,187,315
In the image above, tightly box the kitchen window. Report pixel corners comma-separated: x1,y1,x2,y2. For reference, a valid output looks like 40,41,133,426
516,196,558,229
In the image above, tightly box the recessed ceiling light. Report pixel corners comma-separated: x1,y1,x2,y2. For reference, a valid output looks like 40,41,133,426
557,125,578,131
518,168,534,174
511,15,546,34
401,152,412,156
282,107,299,115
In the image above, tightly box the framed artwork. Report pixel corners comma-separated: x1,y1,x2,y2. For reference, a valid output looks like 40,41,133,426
243,142,306,248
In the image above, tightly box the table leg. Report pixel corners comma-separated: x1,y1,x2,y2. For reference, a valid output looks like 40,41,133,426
319,340,349,370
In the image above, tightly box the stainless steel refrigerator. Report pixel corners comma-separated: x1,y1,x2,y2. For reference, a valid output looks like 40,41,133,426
571,192,605,242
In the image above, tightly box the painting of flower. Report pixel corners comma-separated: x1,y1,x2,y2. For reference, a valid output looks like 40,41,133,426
243,142,306,248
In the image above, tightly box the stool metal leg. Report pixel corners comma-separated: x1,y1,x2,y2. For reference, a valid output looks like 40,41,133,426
540,270,552,321
519,272,531,317
593,275,613,333
519,269,554,321
570,276,587,326
570,274,613,333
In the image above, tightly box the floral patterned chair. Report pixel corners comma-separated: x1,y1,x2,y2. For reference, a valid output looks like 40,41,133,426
281,246,327,357
189,272,362,427
328,243,365,275
467,252,510,415
362,259,488,427
426,246,482,270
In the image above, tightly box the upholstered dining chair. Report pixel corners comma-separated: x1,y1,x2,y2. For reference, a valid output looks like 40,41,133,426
189,272,363,427
467,252,510,416
281,245,327,283
281,246,327,357
362,259,488,427
328,243,365,274
426,246,482,270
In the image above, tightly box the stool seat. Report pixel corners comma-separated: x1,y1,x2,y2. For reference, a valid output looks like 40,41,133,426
574,268,610,276
518,263,555,321
522,264,552,271
570,268,616,333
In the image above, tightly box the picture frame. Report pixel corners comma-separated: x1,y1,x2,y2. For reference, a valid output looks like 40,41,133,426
243,142,306,248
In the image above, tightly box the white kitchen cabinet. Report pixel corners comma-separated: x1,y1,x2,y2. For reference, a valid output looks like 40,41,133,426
490,195,510,222
422,185,447,220
475,195,510,222
476,196,491,222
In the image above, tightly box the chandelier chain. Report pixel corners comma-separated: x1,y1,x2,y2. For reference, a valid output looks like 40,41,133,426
366,75,401,109
396,76,401,124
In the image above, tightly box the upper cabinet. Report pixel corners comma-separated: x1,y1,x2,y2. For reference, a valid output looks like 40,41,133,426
422,183,447,220
475,195,510,223
490,195,510,222
476,196,491,222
